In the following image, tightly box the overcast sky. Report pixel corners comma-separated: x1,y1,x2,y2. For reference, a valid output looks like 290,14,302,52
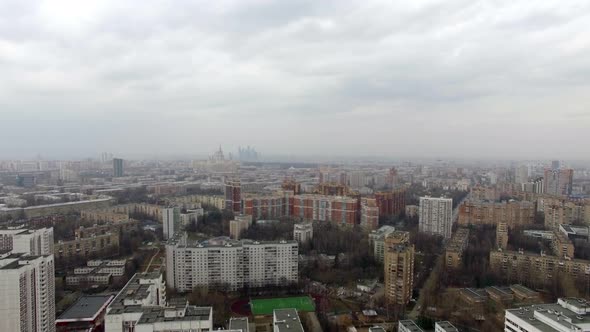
1,0,589,160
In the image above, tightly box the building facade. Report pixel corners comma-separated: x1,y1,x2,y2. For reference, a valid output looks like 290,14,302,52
166,236,298,292
445,228,470,269
490,249,590,287
0,226,54,255
544,168,574,196
374,189,406,217
0,253,56,332
360,198,379,230
292,194,357,225
458,200,535,228
419,197,453,238
384,231,414,305
225,179,242,213
113,158,124,178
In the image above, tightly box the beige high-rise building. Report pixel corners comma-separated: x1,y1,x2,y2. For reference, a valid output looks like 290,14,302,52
384,231,414,305
496,222,508,250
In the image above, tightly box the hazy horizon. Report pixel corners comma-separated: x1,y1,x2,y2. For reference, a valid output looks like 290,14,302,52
1,0,589,160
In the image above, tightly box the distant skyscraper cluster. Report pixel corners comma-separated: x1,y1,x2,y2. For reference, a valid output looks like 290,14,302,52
237,146,259,161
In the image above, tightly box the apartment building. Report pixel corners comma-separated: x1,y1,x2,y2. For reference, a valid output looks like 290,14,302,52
445,228,470,269
496,222,509,250
242,193,286,220
398,320,424,332
273,309,304,332
384,231,414,305
292,194,357,225
369,225,397,263
458,200,535,228
230,215,253,240
419,197,453,238
505,298,590,332
0,252,56,332
166,235,298,292
105,272,213,332
225,179,242,213
360,197,379,230
544,168,574,196
551,231,575,258
55,231,119,259
490,249,590,287
293,223,313,244
0,226,54,255
163,207,181,240
374,189,406,216
75,220,138,238
544,199,590,229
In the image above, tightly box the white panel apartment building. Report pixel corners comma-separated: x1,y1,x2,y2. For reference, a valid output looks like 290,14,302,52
166,235,298,292
0,226,54,256
505,298,590,332
0,253,56,332
163,207,181,240
419,197,453,238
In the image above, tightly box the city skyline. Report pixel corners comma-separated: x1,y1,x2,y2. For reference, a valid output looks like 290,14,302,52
1,0,589,159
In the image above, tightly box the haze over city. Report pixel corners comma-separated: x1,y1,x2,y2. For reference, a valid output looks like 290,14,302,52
2,0,590,160
2,2,590,332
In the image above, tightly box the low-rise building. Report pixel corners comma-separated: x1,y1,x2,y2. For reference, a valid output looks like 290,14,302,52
459,288,488,305
505,298,590,332
435,321,459,332
485,286,514,304
56,295,114,332
510,284,540,302
398,320,424,332
105,272,213,332
66,260,126,286
560,224,590,242
273,309,304,332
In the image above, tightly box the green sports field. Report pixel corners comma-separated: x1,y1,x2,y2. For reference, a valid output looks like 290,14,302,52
250,296,316,315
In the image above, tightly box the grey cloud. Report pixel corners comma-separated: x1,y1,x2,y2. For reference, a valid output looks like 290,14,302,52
0,0,589,160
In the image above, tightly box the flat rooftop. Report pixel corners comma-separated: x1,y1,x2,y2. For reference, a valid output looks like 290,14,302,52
57,295,114,321
229,317,249,332
273,309,304,332
398,320,424,332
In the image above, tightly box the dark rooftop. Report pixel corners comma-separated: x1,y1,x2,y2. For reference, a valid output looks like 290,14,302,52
57,295,114,321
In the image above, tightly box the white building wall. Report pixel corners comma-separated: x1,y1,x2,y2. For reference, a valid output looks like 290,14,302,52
419,197,453,238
